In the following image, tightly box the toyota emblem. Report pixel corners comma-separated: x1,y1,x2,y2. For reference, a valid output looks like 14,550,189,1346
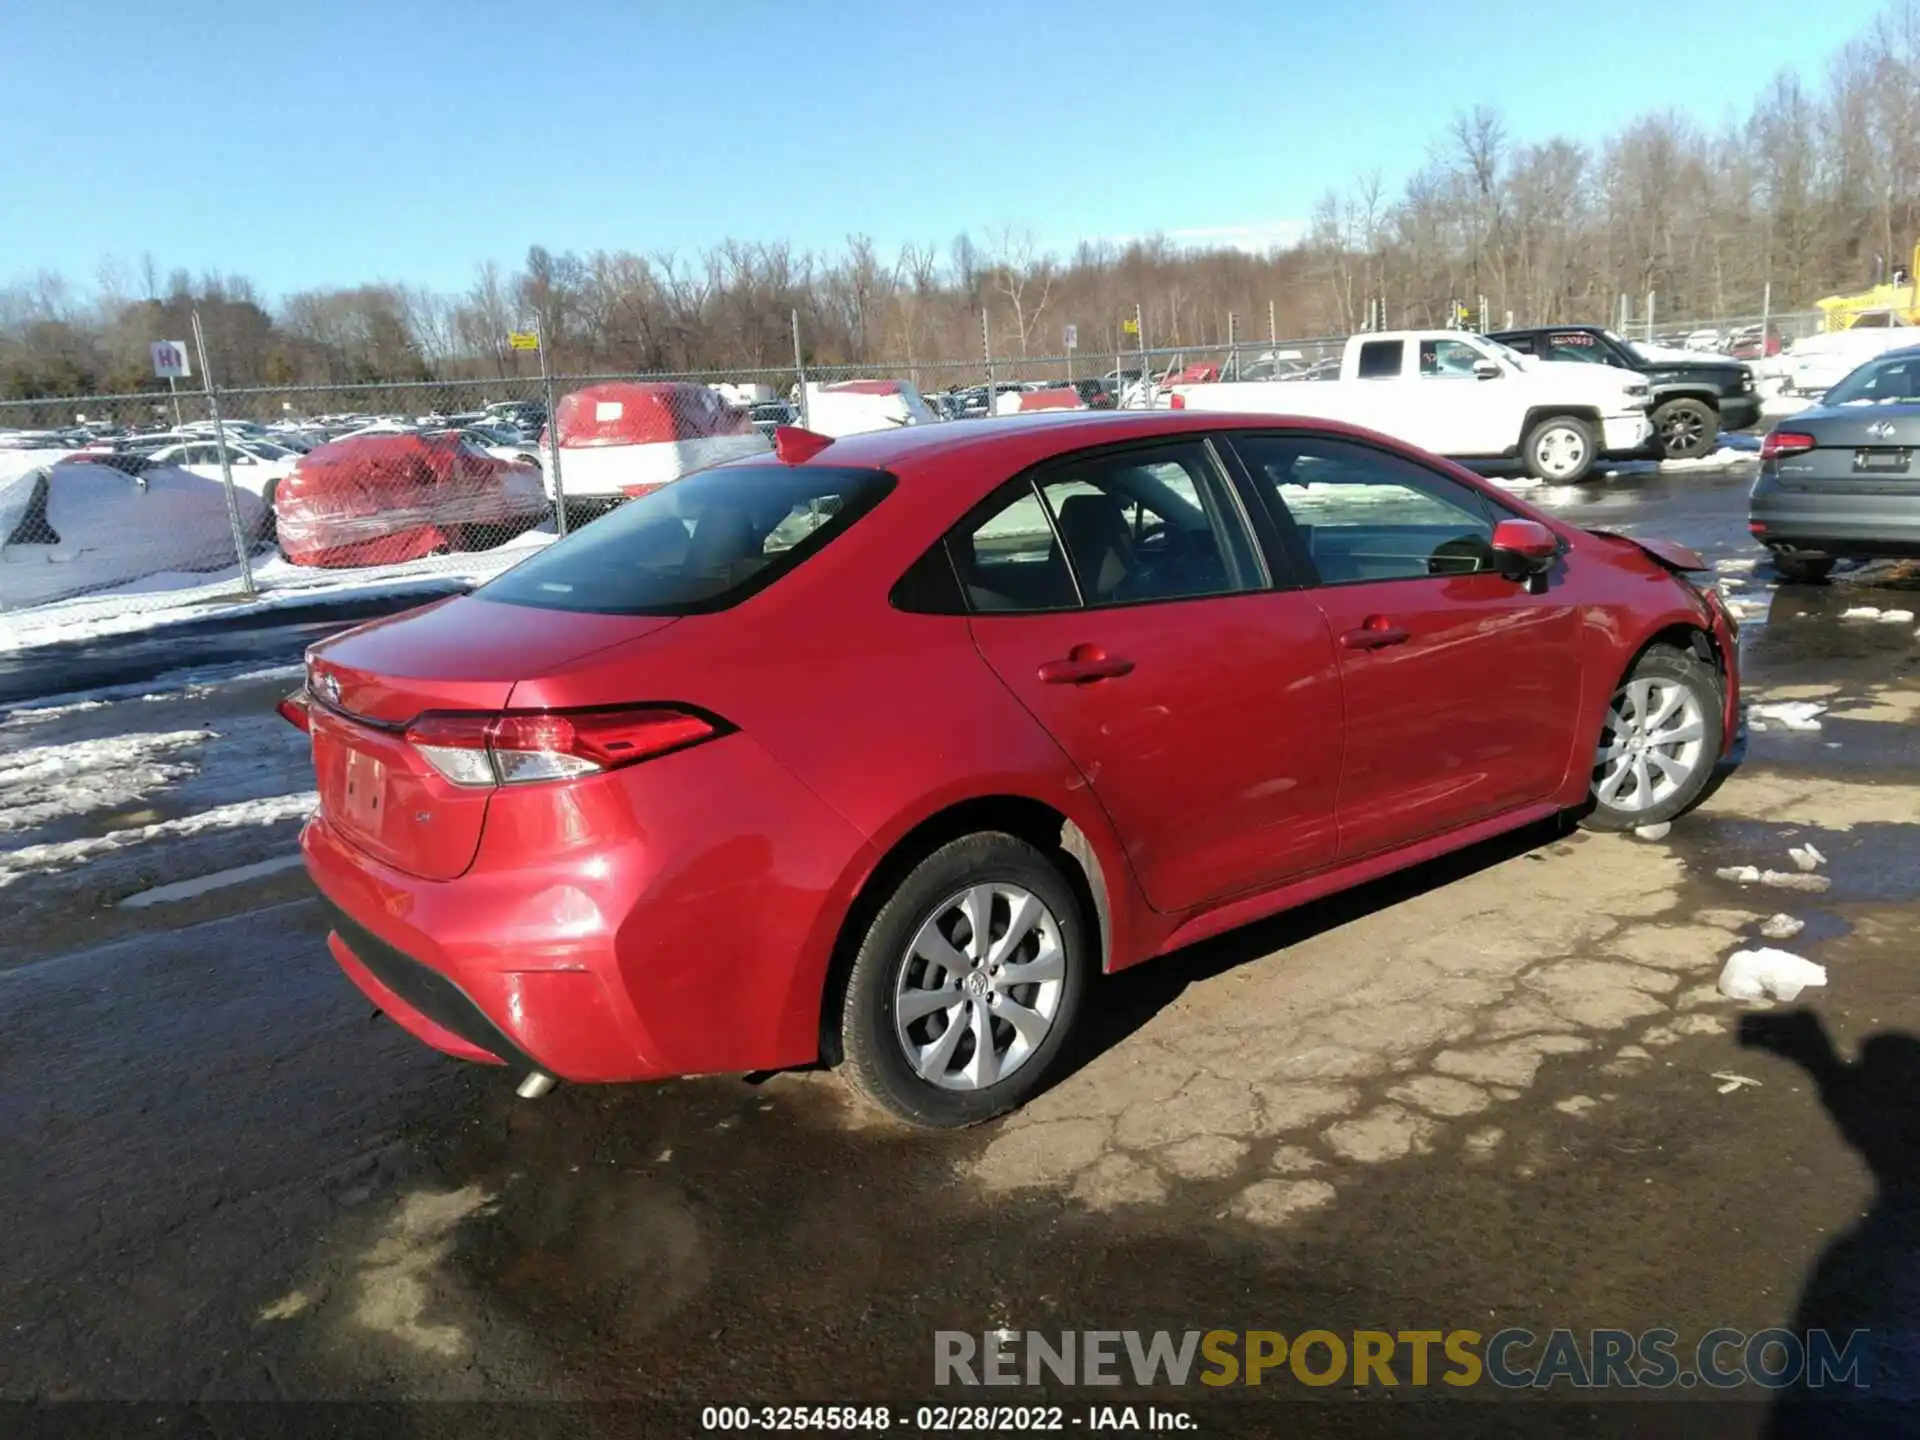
1869,420,1896,439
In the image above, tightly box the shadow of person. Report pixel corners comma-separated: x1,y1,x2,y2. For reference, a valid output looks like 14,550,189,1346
1739,1011,1920,1436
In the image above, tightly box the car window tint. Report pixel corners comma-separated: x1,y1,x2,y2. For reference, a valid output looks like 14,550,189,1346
481,464,892,615
1033,444,1259,607
1418,339,1484,378
958,485,1080,612
1356,340,1402,379
1234,435,1498,585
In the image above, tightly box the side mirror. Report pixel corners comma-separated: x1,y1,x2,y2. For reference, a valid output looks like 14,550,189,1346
1491,518,1558,577
1473,359,1502,380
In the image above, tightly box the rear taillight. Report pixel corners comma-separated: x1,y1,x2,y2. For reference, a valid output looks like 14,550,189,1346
404,706,719,788
1168,393,1186,410
277,689,312,731
1762,430,1816,460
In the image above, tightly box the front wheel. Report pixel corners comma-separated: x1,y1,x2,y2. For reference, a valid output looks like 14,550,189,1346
837,832,1089,1128
1771,553,1834,584
1651,398,1719,460
1523,415,1597,483
1580,644,1725,832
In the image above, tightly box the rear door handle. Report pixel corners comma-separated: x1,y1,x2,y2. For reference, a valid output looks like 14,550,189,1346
1038,647,1135,684
1340,618,1410,651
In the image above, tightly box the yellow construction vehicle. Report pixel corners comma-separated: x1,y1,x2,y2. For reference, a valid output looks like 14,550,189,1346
1816,239,1920,331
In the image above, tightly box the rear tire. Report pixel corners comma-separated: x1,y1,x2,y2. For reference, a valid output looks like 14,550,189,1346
1580,644,1725,832
837,832,1089,1129
1771,553,1834,584
1523,415,1598,483
1652,398,1719,460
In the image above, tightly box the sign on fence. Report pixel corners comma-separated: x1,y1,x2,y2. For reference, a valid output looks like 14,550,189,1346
1121,318,1140,336
151,340,191,379
507,331,541,351
1063,324,1078,350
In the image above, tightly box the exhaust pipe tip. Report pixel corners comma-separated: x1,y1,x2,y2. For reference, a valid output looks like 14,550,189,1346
516,1071,558,1100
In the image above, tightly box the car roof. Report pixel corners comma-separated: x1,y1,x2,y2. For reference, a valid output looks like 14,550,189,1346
749,410,1422,480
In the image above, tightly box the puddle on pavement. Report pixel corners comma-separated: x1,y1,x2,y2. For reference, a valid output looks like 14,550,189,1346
1676,814,1920,908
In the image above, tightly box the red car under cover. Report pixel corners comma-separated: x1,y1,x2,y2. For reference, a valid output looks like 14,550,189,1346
276,433,548,568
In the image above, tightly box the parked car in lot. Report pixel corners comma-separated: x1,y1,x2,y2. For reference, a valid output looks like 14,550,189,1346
275,432,549,568
748,400,799,437
1168,330,1653,483
549,382,771,506
1490,325,1760,459
1774,323,1920,397
2,451,265,608
1750,344,1920,582
286,411,1742,1126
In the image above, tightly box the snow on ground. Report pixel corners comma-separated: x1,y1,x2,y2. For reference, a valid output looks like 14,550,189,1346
0,729,213,834
0,529,554,653
0,791,316,889
1,661,320,893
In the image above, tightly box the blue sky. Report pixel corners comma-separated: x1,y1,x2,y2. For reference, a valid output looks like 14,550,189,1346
1,0,1889,301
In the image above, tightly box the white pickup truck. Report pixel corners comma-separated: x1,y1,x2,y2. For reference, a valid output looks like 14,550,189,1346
1167,330,1654,483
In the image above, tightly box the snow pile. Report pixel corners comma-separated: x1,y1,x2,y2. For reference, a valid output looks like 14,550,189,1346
1788,843,1827,873
1717,948,1828,1003
1748,701,1825,731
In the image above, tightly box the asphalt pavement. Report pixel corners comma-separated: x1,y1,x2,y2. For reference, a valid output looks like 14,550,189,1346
4,460,1919,1438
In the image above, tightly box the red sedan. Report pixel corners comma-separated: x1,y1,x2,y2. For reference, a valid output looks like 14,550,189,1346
285,412,1742,1127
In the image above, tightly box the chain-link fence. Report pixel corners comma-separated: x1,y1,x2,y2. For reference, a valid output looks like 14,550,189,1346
0,299,1838,639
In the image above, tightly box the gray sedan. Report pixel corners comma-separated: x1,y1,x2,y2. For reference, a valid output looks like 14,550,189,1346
1750,344,1920,582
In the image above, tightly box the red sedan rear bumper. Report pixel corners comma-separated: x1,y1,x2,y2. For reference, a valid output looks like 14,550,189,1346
299,733,877,1084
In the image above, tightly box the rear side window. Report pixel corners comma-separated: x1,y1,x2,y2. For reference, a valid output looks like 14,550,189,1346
1356,341,1403,379
481,464,894,615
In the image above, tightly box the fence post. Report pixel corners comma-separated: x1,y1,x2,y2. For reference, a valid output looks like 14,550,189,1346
1645,292,1656,344
792,309,809,429
537,318,566,538
1759,281,1772,355
982,308,995,418
190,310,257,601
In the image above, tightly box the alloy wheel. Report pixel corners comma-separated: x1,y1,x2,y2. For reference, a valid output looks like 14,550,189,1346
1594,677,1708,813
1661,410,1707,456
893,883,1067,1091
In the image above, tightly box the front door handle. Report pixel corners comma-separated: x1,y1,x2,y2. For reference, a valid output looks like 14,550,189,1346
1038,645,1135,684
1340,617,1410,651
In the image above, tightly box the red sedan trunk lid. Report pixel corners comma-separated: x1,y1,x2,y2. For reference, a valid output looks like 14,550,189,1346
306,595,677,878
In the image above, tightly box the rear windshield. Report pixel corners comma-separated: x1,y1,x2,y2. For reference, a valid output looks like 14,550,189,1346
1825,352,1920,406
480,463,894,615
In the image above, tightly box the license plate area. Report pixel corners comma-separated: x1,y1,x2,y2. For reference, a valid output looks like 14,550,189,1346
342,747,390,833
1854,447,1911,473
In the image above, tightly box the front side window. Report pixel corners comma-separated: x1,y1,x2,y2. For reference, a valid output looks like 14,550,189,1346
1419,339,1485,378
1231,435,1501,585
481,463,893,615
